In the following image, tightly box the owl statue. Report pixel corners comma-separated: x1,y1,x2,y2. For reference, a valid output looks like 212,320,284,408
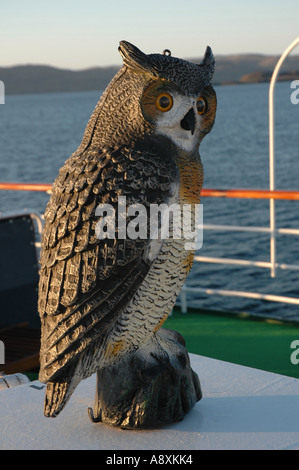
38,41,216,428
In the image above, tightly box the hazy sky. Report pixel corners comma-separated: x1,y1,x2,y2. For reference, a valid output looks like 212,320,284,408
1,0,299,69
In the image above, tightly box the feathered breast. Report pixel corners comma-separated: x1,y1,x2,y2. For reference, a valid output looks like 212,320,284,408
38,142,177,382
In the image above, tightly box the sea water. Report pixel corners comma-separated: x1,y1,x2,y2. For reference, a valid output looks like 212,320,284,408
0,82,298,320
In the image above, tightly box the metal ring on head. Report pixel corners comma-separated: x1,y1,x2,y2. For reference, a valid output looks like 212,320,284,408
163,49,171,56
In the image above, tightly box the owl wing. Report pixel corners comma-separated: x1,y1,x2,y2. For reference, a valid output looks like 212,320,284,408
38,143,174,383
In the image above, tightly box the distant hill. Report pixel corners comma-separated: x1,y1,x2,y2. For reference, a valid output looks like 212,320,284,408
0,54,298,95
212,54,299,84
0,64,119,95
239,70,299,83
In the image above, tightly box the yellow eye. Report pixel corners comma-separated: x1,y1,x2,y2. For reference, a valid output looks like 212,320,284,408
196,96,207,115
156,93,173,112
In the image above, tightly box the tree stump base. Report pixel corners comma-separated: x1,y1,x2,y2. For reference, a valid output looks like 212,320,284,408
88,328,202,429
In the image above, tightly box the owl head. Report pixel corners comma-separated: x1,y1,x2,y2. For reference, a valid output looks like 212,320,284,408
118,40,215,94
81,41,216,153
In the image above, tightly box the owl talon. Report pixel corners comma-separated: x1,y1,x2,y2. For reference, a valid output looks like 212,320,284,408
88,407,101,423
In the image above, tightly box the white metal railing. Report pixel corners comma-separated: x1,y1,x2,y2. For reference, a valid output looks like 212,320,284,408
180,37,299,314
269,36,299,277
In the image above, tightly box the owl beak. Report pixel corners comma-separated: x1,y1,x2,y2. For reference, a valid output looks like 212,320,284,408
180,108,196,135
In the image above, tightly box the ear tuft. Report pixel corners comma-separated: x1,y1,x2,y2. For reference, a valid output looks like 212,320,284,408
118,41,151,72
199,46,215,78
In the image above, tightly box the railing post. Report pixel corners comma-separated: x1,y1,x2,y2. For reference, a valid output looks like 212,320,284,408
269,37,299,278
180,285,188,314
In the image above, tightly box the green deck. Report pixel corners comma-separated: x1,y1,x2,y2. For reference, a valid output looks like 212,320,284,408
164,308,299,379
24,307,299,382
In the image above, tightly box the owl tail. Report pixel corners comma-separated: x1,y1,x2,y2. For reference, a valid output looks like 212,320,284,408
44,378,78,417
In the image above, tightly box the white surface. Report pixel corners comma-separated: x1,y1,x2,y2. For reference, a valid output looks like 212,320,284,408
1,354,299,450
0,373,30,391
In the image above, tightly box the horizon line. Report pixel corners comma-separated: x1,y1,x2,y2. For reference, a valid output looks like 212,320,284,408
1,51,299,71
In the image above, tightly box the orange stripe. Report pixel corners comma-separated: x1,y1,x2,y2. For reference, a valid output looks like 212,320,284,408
0,182,52,191
201,188,299,200
0,182,299,201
